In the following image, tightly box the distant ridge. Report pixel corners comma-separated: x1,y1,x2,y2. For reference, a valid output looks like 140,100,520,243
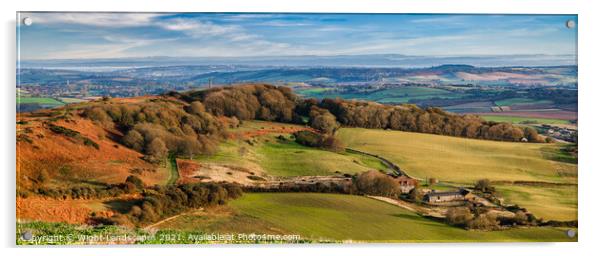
21,54,577,70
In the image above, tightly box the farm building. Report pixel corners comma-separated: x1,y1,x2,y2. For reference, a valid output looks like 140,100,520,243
395,176,418,194
423,188,470,204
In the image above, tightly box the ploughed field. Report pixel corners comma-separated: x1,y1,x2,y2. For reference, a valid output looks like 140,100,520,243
157,193,576,242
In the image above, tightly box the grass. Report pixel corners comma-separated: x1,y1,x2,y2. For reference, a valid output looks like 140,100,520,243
336,128,577,185
225,193,576,242
197,121,390,177
16,193,577,244
496,185,577,221
155,206,289,235
166,154,179,185
480,115,570,125
17,97,65,106
256,140,386,176
199,137,386,177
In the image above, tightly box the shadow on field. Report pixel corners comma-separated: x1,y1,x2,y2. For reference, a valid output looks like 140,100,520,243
103,198,142,214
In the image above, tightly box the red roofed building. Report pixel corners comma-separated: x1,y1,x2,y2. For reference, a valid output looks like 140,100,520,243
395,176,418,194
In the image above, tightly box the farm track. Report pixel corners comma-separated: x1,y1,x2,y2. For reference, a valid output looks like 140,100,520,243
143,208,203,230
166,155,179,185
345,148,406,177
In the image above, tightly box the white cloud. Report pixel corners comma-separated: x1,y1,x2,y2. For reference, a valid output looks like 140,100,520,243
158,18,239,38
21,12,162,27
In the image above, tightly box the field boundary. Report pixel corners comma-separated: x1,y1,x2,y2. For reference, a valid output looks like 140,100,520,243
345,148,405,177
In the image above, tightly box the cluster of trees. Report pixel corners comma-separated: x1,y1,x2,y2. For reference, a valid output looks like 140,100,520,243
246,181,352,194
293,130,345,153
83,99,226,161
101,182,243,227
178,84,299,123
314,98,545,142
446,206,536,230
246,170,403,198
28,175,145,200
352,170,401,198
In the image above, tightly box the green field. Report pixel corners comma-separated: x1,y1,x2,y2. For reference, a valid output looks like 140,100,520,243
18,193,577,244
497,185,577,221
480,115,570,125
224,193,574,242
336,128,577,185
17,97,65,106
495,98,553,106
196,121,390,176
198,136,387,177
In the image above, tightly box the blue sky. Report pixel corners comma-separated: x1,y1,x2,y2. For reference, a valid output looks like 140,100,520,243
17,13,577,60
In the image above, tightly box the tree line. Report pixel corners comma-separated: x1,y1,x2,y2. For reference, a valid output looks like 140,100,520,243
97,182,243,227
173,84,546,143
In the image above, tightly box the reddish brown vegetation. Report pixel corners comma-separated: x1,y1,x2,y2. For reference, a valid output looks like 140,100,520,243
176,159,202,184
16,196,116,224
17,116,164,190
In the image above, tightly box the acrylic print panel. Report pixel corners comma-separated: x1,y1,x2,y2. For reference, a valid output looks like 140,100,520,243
16,12,578,244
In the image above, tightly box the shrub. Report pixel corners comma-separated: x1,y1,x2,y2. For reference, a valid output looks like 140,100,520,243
513,210,529,225
446,207,473,226
467,213,500,230
83,137,100,149
125,175,145,189
145,138,168,163
474,179,495,193
354,170,401,198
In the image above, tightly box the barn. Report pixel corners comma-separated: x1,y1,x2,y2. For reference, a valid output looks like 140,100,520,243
423,188,470,204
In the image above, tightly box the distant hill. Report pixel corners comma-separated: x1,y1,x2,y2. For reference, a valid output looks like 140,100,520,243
21,54,576,70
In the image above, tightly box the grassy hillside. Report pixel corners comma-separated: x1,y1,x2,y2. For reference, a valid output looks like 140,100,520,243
225,193,575,242
197,121,388,177
497,184,577,221
336,128,577,184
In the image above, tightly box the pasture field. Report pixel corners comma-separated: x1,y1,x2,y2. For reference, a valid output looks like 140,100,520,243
496,184,577,221
17,97,64,106
17,193,577,244
197,121,387,177
336,128,577,185
479,115,570,125
198,134,386,177
223,193,575,242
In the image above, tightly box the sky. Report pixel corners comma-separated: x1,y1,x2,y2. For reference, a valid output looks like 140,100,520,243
17,12,577,60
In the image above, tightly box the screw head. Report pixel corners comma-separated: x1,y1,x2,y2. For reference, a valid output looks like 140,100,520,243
21,230,32,240
566,20,575,29
22,17,32,26
566,229,576,238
